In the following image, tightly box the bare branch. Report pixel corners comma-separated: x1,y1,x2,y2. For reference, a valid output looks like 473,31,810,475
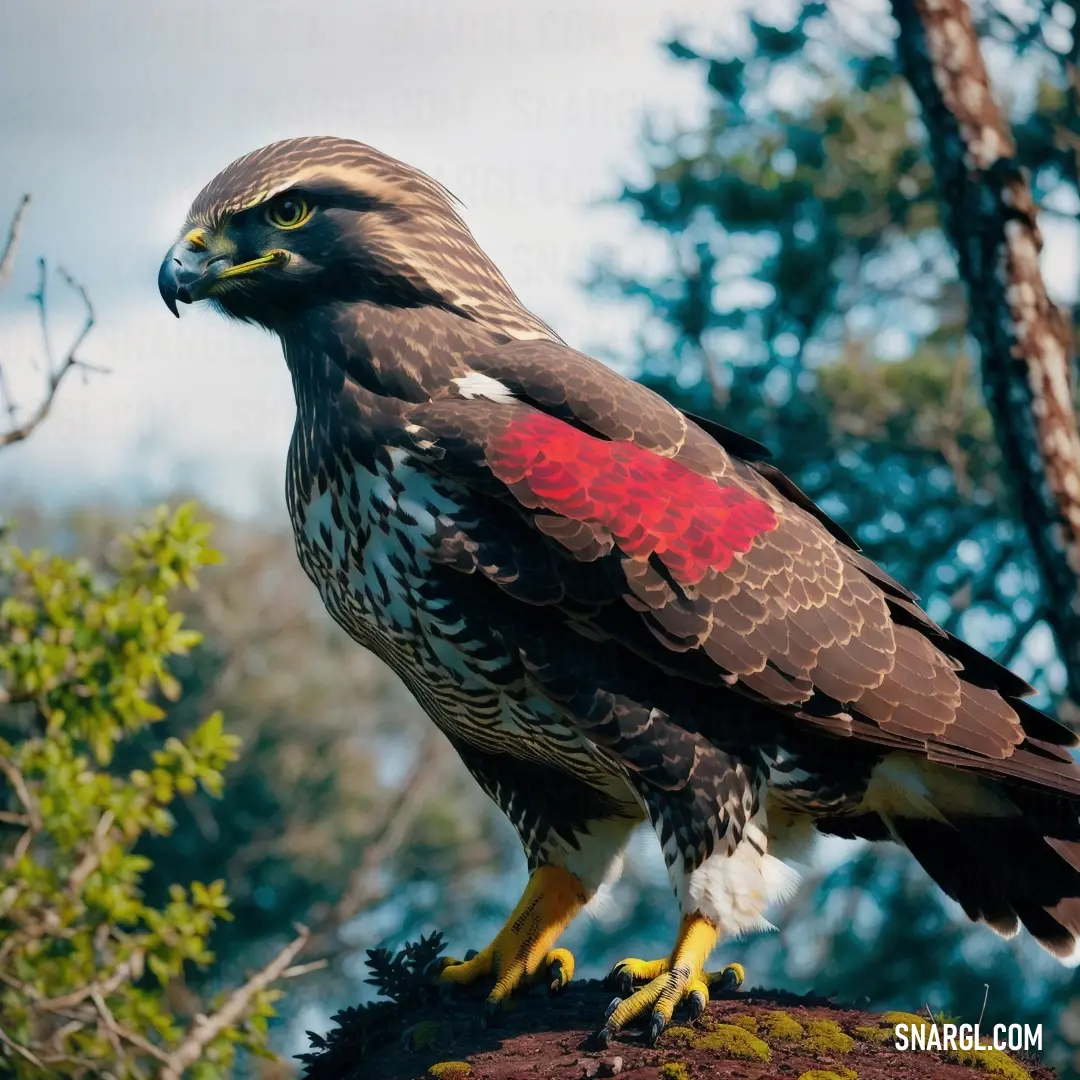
159,926,314,1080
0,260,101,449
0,754,42,870
92,990,170,1064
34,951,143,1014
0,1022,45,1070
0,195,29,290
280,959,329,979
303,735,445,959
66,810,115,896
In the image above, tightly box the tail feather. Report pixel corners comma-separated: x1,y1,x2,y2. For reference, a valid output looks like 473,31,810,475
890,817,1019,937
891,813,1080,964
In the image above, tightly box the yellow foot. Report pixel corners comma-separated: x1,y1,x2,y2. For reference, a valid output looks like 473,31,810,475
598,914,744,1046
438,865,585,1020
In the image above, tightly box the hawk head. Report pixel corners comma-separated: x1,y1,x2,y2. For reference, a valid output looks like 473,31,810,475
158,136,546,337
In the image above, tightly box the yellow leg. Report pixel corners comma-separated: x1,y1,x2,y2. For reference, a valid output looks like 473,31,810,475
438,866,586,1015
599,913,745,1046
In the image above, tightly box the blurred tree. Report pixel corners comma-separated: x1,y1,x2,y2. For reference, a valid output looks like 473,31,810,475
0,502,317,1078
18,504,523,997
894,0,1080,703
0,191,526,1063
587,0,1080,1071
6,2,1080,1073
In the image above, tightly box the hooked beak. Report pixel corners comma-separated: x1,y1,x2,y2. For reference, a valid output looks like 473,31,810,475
158,232,286,317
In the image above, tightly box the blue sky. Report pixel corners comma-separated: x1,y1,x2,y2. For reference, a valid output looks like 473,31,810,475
3,0,1076,520
0,0,738,515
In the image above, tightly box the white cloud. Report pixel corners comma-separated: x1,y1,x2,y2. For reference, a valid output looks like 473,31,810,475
1,0,732,509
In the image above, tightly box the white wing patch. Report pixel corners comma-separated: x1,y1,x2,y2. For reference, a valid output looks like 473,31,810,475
452,371,517,404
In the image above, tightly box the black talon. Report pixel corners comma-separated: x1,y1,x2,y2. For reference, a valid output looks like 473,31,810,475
463,948,479,962
594,1027,613,1050
604,996,622,1022
424,956,450,981
715,967,741,992
616,970,634,998
688,989,707,1020
548,959,565,995
647,1011,667,1046
481,999,502,1029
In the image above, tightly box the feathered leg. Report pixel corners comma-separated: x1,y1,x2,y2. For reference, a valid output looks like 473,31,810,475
439,742,643,1015
599,768,798,1045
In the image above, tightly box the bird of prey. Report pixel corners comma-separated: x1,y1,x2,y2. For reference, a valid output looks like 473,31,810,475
159,137,1080,1044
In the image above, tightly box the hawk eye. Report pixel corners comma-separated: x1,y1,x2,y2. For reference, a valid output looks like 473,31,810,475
265,195,312,230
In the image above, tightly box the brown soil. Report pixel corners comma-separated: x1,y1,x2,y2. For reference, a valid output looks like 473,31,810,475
359,979,1056,1080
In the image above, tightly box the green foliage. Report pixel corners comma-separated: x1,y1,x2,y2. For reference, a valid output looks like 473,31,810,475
298,932,446,1078
2,499,515,1068
0,504,299,1077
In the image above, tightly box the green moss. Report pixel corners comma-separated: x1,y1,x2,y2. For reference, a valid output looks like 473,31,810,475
404,1019,452,1052
761,1010,805,1040
945,1048,1031,1080
854,1024,893,1044
692,1023,772,1061
662,1025,698,1047
797,1071,858,1080
727,1013,759,1032
659,1064,691,1080
427,1064,471,1079
880,1010,930,1029
802,1018,855,1054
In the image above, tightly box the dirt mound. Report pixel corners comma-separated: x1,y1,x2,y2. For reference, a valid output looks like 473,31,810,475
326,979,1054,1080
296,938,1052,1080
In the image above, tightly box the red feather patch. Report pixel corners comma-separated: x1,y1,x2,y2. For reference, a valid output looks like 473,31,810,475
488,411,778,584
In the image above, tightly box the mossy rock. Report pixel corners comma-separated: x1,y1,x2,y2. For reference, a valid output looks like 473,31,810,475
661,1025,698,1048
761,1010,805,1040
727,1013,759,1032
854,1024,893,1044
427,1064,471,1079
692,1023,772,1061
945,1047,1031,1079
802,1018,855,1054
659,1064,691,1080
797,1070,858,1080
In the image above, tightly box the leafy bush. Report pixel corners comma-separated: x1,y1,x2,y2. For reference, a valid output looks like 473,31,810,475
0,503,312,1078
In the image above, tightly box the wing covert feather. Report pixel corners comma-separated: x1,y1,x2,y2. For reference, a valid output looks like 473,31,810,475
401,339,1077,793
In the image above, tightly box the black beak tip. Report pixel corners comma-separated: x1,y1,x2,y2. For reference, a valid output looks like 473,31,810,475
158,246,203,318
158,258,181,317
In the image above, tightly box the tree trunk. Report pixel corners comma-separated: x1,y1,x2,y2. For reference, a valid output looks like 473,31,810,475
891,0,1080,712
